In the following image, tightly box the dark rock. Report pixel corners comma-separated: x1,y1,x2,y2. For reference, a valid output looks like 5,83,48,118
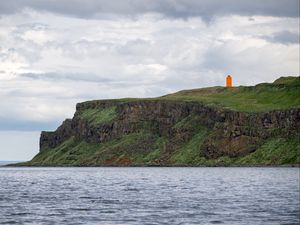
39,100,300,159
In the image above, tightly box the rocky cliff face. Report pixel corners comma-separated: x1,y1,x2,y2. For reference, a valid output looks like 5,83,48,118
39,100,300,163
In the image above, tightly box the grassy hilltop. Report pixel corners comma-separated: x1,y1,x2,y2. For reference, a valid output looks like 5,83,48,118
19,76,300,167
161,76,300,112
79,76,300,112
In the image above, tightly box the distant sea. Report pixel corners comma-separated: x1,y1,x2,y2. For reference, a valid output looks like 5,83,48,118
0,161,21,166
0,167,299,224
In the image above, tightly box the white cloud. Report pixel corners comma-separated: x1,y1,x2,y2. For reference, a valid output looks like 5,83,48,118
0,10,299,132
0,0,298,20
0,2,298,160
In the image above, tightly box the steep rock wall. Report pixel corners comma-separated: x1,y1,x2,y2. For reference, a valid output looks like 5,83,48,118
40,100,300,159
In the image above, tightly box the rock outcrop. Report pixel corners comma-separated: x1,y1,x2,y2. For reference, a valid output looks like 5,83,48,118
26,76,300,166
40,100,300,160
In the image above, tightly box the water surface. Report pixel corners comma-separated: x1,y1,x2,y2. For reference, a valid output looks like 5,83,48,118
0,167,299,224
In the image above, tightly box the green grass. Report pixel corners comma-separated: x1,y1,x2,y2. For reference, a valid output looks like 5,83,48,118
77,76,300,113
162,78,300,112
22,134,300,166
132,136,167,165
79,106,117,124
25,132,167,166
169,134,300,166
196,136,300,166
273,76,300,85
173,115,195,129
173,114,211,132
24,136,79,166
170,126,208,164
20,77,299,167
235,137,300,165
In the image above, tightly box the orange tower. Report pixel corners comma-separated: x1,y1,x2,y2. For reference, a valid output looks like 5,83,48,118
226,75,232,87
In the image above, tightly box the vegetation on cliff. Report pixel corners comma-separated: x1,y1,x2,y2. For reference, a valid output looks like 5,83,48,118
19,76,300,166
163,76,300,112
79,76,300,112
79,106,117,125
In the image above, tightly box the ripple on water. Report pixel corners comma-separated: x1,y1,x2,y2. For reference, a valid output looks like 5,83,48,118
0,167,299,225
2,220,18,224
123,188,140,192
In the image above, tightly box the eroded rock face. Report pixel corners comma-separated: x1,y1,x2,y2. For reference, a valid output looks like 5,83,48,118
40,100,300,159
201,108,300,158
40,119,73,151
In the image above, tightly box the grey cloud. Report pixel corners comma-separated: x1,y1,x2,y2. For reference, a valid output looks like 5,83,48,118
263,31,299,45
0,46,42,65
19,72,163,87
0,0,298,20
0,4,299,134
116,39,153,58
20,72,114,83
16,23,49,31
202,47,232,71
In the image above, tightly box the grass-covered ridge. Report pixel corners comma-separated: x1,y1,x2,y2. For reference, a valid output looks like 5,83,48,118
16,76,300,167
78,76,300,112
21,132,167,166
20,134,300,167
161,76,300,112
79,106,117,124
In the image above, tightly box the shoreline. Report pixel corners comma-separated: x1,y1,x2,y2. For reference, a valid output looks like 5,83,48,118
3,164,300,168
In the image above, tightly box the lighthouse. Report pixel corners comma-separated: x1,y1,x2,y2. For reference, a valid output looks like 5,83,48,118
226,75,232,88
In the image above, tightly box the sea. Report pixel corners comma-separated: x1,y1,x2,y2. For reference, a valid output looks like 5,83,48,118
0,167,299,224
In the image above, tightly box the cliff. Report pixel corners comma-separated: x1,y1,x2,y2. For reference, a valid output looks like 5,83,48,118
23,76,300,166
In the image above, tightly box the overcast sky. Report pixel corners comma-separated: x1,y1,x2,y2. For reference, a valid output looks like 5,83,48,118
0,0,299,161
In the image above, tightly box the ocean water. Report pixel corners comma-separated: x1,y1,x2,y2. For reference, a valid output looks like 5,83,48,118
0,167,299,225
0,161,20,166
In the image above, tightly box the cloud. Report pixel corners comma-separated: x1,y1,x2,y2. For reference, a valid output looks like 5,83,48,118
0,0,299,21
263,31,299,45
0,2,299,160
0,7,299,134
20,72,114,83
0,0,299,162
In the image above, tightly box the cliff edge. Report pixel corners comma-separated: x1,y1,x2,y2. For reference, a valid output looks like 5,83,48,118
22,76,300,166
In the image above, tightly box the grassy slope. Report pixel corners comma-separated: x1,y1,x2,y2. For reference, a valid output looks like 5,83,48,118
161,76,300,112
79,106,117,125
22,76,300,166
22,132,167,166
82,76,300,112
22,132,300,166
179,135,300,166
